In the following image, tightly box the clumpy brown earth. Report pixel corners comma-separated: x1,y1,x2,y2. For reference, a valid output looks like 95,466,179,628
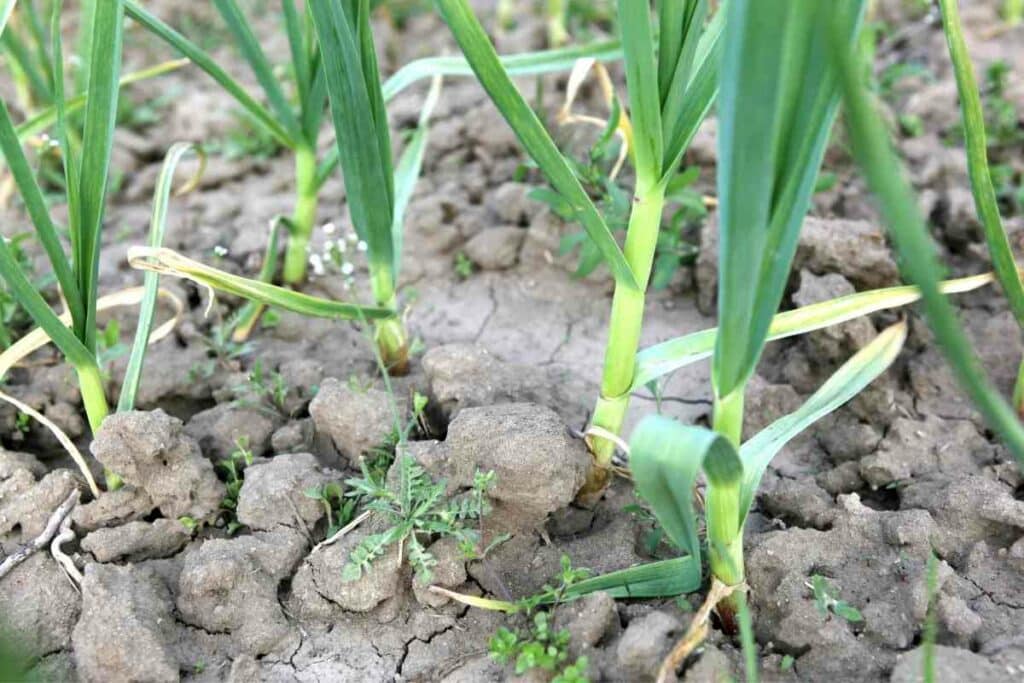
2,1,1024,681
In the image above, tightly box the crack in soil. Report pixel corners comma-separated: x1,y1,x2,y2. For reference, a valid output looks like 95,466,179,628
542,315,581,366
473,281,499,343
963,575,1024,611
394,602,472,679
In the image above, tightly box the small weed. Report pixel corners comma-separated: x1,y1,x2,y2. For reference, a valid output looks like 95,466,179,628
488,556,592,681
217,437,254,535
214,108,284,161
538,148,702,289
454,251,474,279
341,454,494,582
363,391,430,483
780,654,795,671
190,322,253,381
899,113,925,138
807,574,864,624
14,412,30,435
233,360,292,417
303,482,356,537
97,319,128,376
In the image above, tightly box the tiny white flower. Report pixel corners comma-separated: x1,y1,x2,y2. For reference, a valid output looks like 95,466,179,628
309,253,325,276
346,231,359,243
322,222,336,235
356,240,368,252
213,245,228,257
335,239,347,253
340,262,354,275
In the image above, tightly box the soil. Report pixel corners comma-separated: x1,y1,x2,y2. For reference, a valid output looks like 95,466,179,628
1,1,1023,681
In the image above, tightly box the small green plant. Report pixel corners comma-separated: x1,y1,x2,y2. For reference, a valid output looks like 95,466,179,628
453,251,474,280
807,575,863,624
303,482,355,537
219,108,283,161
232,359,292,417
487,556,591,681
363,390,430,483
490,613,588,681
341,454,494,582
189,320,254,381
780,654,795,672
217,437,254,535
13,411,30,435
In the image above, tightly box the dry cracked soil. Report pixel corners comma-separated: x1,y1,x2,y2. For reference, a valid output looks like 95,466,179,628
1,1,1023,681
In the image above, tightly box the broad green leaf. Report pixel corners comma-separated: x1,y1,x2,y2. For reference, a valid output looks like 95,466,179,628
630,415,743,561
118,143,203,412
632,272,993,389
737,322,907,523
74,0,124,351
392,75,442,279
660,7,722,180
123,1,294,149
617,0,662,180
127,246,394,322
833,16,1024,465
562,556,702,599
938,0,1024,326
433,0,638,291
380,39,622,103
713,0,864,400
310,0,395,288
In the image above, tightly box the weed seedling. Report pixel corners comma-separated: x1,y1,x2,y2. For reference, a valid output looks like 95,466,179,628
232,360,292,417
303,482,355,538
487,556,592,681
190,321,254,381
217,437,254,535
341,454,494,582
807,575,864,625
453,251,474,280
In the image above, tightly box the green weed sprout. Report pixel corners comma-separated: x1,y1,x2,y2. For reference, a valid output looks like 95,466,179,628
432,0,722,495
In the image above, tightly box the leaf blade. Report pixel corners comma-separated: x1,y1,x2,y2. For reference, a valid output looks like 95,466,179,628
433,0,638,290
737,322,907,522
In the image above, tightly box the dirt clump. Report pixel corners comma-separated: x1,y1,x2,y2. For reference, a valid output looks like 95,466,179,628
309,378,399,467
72,563,178,683
80,519,191,562
90,410,224,522
0,553,79,660
291,527,404,615
235,452,339,532
176,529,306,655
